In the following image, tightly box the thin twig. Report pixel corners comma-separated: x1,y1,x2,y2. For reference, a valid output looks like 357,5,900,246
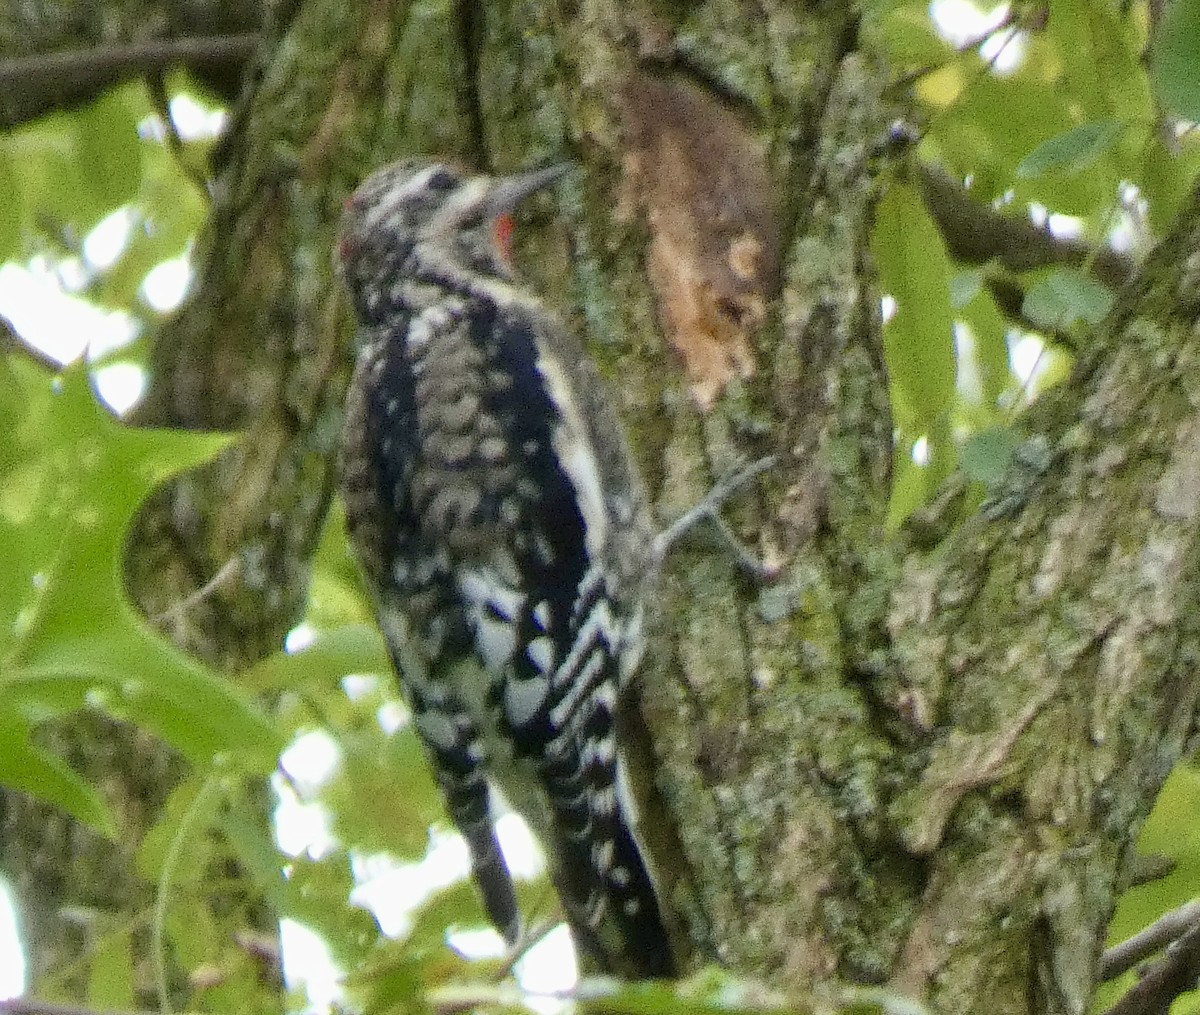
887,8,1022,94
1101,898,1200,982
653,456,778,582
146,75,212,196
1,315,65,373
429,984,570,1015
0,35,260,88
492,910,563,979
151,556,242,627
951,8,1020,54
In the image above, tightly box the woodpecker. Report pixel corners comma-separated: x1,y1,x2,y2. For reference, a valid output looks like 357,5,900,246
336,158,676,977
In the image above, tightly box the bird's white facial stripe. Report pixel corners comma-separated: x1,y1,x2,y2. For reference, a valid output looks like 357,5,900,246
427,177,491,234
402,164,447,199
358,165,481,239
361,168,435,235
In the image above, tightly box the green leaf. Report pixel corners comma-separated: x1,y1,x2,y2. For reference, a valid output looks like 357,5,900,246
306,505,377,629
930,75,1112,215
90,148,207,310
1142,133,1200,234
76,87,146,211
886,444,928,530
959,285,1013,409
874,181,963,518
930,75,1074,184
871,181,957,437
949,270,982,310
329,726,441,857
87,924,135,1010
1153,0,1200,121
277,853,379,969
1097,763,1200,1011
137,776,221,887
243,624,390,696
0,364,280,821
1015,121,1123,179
406,880,497,953
6,82,151,239
351,938,431,1015
0,714,115,835
961,426,1017,485
1022,268,1114,332
1046,0,1149,126
162,903,219,976
875,5,950,69
221,800,286,892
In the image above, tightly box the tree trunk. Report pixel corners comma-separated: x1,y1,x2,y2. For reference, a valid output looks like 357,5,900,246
4,3,1200,1014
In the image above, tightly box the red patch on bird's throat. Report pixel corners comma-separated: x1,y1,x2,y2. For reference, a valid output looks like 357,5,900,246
493,213,516,263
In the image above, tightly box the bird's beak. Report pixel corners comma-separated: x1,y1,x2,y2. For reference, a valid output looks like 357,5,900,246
483,164,570,216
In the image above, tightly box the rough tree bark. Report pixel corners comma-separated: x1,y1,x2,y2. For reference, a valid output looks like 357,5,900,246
2,3,1198,1014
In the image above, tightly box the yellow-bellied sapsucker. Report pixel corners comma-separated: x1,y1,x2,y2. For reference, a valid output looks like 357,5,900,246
336,159,675,977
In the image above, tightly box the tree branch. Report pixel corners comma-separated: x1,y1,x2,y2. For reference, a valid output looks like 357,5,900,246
1102,920,1200,1015
884,175,1200,1010
0,35,260,87
0,35,260,129
1124,853,1177,889
1101,899,1200,982
917,162,1135,289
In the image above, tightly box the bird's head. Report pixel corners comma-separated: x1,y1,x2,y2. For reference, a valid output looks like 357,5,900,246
336,158,567,318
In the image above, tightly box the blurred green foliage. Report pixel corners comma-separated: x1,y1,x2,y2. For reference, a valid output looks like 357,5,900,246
871,0,1200,524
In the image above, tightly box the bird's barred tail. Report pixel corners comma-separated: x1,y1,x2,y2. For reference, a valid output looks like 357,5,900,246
559,802,676,978
536,615,676,977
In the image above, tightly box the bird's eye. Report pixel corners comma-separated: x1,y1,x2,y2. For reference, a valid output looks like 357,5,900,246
427,168,457,191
